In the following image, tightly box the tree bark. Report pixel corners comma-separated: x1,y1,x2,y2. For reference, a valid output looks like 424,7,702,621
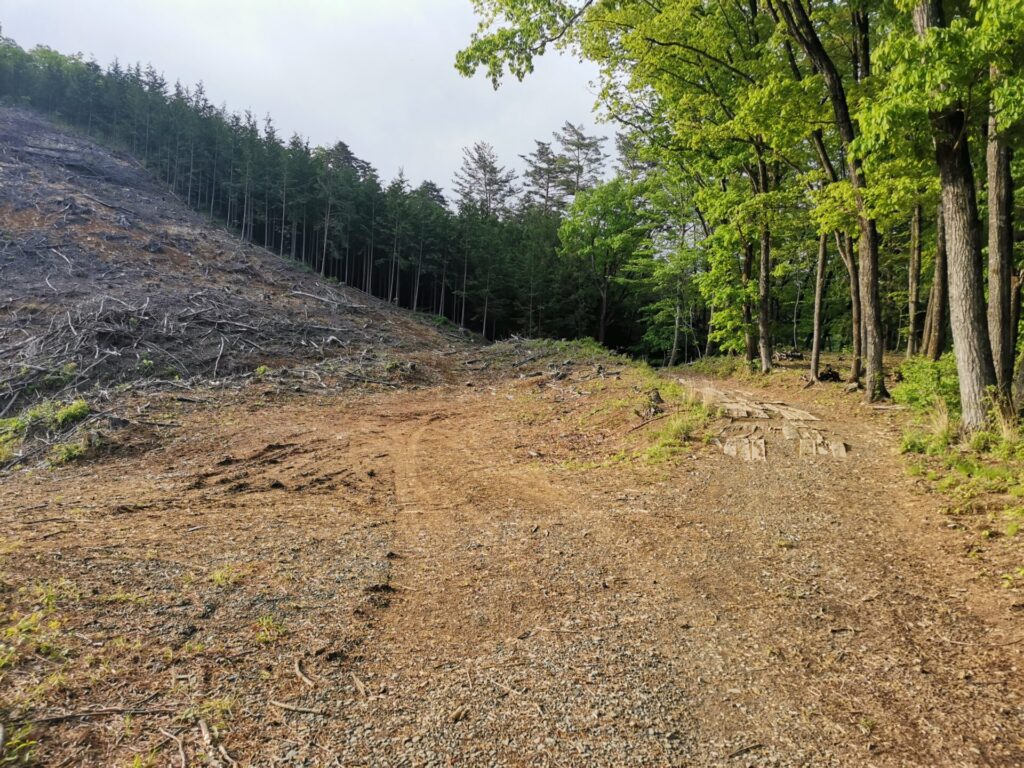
669,301,681,367
923,201,948,360
907,204,922,357
835,233,862,382
914,0,997,431
987,86,1015,403
758,225,772,374
810,233,828,380
935,112,997,429
742,241,755,365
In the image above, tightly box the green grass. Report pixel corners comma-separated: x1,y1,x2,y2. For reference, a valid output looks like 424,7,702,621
0,398,92,469
640,408,712,462
254,614,287,644
684,355,756,378
49,442,85,466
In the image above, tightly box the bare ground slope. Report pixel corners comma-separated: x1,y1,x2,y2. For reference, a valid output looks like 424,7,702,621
0,107,457,421
1,351,1022,767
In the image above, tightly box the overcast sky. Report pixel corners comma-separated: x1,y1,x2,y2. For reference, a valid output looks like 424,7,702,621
1,0,607,194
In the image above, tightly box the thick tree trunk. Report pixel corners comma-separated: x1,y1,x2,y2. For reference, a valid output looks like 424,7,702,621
934,110,997,429
913,0,996,431
907,204,922,357
987,98,1015,403
810,233,828,380
858,218,888,399
758,225,772,374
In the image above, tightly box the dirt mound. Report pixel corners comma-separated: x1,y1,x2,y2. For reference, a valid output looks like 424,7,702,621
0,108,463,418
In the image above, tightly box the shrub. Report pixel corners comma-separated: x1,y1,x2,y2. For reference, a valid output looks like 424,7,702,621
54,399,90,427
891,353,960,414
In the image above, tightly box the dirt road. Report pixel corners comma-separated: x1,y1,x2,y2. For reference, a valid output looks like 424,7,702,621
2,360,1022,766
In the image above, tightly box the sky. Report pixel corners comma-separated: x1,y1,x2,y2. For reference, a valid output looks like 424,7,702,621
1,0,608,194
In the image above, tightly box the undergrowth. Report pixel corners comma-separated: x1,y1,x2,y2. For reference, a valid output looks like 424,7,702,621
0,398,91,467
895,355,1024,548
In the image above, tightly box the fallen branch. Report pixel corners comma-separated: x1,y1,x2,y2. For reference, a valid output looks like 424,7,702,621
158,728,187,768
26,706,177,724
269,700,325,716
294,658,315,687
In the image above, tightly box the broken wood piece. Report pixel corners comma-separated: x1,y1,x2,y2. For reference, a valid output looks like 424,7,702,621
294,657,315,687
269,700,326,716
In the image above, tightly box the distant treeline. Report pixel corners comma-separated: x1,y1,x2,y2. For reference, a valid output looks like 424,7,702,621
0,36,651,346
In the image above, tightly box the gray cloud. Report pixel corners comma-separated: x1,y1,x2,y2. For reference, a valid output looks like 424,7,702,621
1,0,607,195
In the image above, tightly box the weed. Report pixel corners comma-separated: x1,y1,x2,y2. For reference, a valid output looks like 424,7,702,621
254,365,270,377
1000,567,1024,588
49,442,84,465
195,696,235,727
255,614,287,644
209,564,246,587
125,753,159,768
32,579,78,610
100,589,148,604
640,405,713,463
1,724,37,764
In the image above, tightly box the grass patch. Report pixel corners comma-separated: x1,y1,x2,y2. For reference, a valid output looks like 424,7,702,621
1,724,37,765
684,355,755,379
641,409,712,463
1,398,92,468
254,614,287,644
209,564,246,588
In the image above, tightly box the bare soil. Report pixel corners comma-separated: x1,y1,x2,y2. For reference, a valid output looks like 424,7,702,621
1,349,1022,767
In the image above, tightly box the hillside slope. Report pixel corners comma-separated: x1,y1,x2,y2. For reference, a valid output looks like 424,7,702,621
0,108,459,418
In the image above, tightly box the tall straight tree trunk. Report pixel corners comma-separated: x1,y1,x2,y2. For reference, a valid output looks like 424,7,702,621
757,225,772,374
460,250,468,327
742,241,755,365
907,204,923,357
320,198,331,277
923,201,948,360
858,218,886,398
914,0,996,431
412,238,424,313
279,173,287,259
935,112,996,429
810,233,828,380
835,233,862,382
669,301,682,367
987,87,1014,403
776,0,884,400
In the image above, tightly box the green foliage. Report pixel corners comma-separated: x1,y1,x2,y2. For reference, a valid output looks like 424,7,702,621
49,442,85,466
891,354,960,415
641,407,712,463
53,400,90,427
1,723,37,765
